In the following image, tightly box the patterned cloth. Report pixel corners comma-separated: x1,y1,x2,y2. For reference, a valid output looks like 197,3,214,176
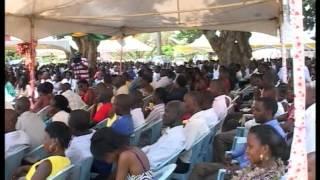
127,170,153,180
231,159,285,180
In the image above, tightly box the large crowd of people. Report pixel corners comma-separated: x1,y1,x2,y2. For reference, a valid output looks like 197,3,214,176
4,54,315,180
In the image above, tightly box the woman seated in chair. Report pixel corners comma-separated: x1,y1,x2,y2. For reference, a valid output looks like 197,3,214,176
228,125,288,179
90,86,113,124
90,127,153,180
12,121,72,180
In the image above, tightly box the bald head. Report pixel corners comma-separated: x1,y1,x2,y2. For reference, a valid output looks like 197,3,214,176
306,83,316,107
163,100,185,127
262,86,277,100
5,109,18,133
15,97,30,115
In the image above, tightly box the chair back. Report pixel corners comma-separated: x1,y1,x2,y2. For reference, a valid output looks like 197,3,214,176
190,132,210,164
142,119,163,144
151,148,183,171
5,146,29,180
86,105,95,112
235,127,248,137
93,119,108,130
70,157,94,180
48,164,75,180
217,169,227,180
130,124,148,145
202,123,221,162
153,164,177,180
37,105,50,121
25,145,49,162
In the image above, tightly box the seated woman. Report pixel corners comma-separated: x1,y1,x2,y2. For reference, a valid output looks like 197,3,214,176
12,121,72,180
49,95,71,126
229,125,288,179
31,82,54,113
91,86,113,124
90,127,153,179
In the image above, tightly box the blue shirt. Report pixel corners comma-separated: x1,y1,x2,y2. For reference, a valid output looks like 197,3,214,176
111,114,134,136
232,119,286,168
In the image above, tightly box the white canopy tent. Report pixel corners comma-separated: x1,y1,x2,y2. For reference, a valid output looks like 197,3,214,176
6,0,282,41
186,34,213,52
5,36,71,53
98,36,153,53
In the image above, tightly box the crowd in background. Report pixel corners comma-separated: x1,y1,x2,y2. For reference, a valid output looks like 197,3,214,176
4,55,316,180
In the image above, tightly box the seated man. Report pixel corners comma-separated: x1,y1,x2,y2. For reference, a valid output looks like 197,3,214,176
208,80,232,122
142,100,186,170
144,87,166,123
5,109,30,157
110,94,134,136
175,91,210,173
199,91,219,129
66,110,95,164
60,83,87,110
129,91,145,129
15,97,45,149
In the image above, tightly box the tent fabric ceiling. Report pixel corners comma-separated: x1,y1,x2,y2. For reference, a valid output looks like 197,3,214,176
6,0,281,41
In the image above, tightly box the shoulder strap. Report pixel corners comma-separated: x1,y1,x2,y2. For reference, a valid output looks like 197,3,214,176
130,150,147,171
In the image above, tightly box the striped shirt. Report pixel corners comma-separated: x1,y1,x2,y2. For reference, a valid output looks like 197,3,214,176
145,103,165,123
71,58,89,80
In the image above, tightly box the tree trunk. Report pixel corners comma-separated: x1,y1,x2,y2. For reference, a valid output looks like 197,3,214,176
203,30,252,66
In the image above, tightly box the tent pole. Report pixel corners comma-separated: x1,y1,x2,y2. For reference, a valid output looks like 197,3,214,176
280,20,287,84
286,0,308,178
29,17,36,101
120,37,123,74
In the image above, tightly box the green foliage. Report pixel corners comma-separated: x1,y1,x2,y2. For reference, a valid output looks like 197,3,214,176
5,50,22,62
175,30,202,43
161,45,174,58
303,0,315,31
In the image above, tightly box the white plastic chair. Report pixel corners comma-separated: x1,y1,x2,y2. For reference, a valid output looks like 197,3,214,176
153,164,177,180
48,164,75,180
37,105,50,121
70,157,94,180
5,146,29,180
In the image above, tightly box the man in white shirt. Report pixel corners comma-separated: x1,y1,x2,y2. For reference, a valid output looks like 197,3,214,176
142,100,186,170
212,63,220,80
305,83,315,153
61,83,87,110
209,80,232,122
66,110,95,164
129,91,145,129
5,109,30,157
152,65,161,83
199,91,220,129
152,69,173,89
50,95,70,126
176,92,209,173
15,97,46,149
61,71,77,91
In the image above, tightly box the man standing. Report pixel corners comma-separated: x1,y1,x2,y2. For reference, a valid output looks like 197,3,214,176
71,53,90,81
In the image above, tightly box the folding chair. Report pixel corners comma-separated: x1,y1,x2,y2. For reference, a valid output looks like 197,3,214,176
5,146,29,180
235,127,248,137
141,119,163,145
70,156,94,180
153,164,177,180
25,145,49,162
171,132,210,180
217,169,227,180
151,149,184,172
93,119,108,130
225,136,247,164
37,106,50,122
47,164,75,180
130,124,148,146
